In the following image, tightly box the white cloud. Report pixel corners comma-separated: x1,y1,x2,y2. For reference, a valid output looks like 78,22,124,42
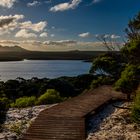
0,14,24,35
0,14,48,38
21,40,42,46
0,40,20,45
40,32,48,37
44,40,77,46
15,29,37,38
110,34,120,39
0,14,24,27
95,34,120,39
50,34,55,37
20,21,47,32
0,0,16,8
79,32,91,38
50,0,82,12
27,1,41,7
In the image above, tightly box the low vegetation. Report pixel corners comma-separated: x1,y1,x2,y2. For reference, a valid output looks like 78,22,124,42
37,89,64,105
0,74,95,127
131,90,140,123
11,96,36,108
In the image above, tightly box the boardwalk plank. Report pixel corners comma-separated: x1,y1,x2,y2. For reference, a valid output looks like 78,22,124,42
21,85,124,140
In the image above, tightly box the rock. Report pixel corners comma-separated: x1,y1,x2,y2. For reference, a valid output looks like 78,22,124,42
0,134,5,139
0,105,55,139
87,102,140,140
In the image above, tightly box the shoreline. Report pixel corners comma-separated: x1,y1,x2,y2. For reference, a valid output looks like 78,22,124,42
0,50,108,62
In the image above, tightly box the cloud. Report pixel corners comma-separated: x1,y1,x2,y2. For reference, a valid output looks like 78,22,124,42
0,14,24,35
0,0,16,8
0,39,123,51
0,15,24,28
92,0,101,4
110,34,120,39
20,21,47,32
50,0,82,12
27,1,41,7
0,14,48,37
15,29,37,38
50,34,55,37
40,32,48,37
44,0,52,4
44,40,77,46
95,34,121,39
21,40,42,46
79,32,91,38
0,40,20,45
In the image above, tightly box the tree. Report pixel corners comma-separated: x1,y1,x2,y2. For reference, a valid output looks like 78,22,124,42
90,52,124,79
95,34,122,51
122,12,140,65
125,12,140,40
114,65,139,100
115,12,140,99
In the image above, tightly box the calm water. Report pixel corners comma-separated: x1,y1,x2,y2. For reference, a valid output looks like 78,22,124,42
0,60,91,81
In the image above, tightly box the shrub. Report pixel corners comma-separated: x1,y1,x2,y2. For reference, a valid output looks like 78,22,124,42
37,89,63,105
9,121,26,136
131,91,140,123
11,96,36,108
114,64,139,99
90,76,114,89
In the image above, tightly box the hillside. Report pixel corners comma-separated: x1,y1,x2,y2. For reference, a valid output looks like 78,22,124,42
0,45,27,52
0,45,109,61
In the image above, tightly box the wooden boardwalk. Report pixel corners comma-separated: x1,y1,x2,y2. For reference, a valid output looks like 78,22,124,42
21,86,125,140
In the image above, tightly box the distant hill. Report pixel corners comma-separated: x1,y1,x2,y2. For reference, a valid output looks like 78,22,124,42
0,45,110,61
0,45,28,52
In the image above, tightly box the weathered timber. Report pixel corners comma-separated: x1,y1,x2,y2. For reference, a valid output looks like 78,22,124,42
21,85,125,140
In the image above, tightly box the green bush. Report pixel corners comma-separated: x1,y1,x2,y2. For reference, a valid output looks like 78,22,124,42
11,96,36,108
114,65,139,94
131,91,140,123
37,89,63,105
90,76,114,89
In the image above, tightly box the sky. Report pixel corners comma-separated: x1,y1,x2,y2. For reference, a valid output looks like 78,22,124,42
0,0,139,51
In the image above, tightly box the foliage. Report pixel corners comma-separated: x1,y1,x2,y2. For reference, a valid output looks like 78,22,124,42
9,121,26,136
59,74,95,93
125,12,140,40
122,12,140,65
90,76,115,89
131,91,140,123
114,65,139,94
0,97,9,124
40,79,76,97
90,53,124,78
37,89,64,105
11,96,36,108
0,75,94,108
121,39,140,64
